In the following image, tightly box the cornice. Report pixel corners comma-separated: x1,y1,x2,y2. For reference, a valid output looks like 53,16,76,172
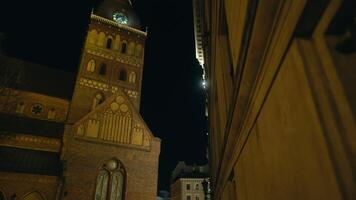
91,14,147,37
0,132,61,152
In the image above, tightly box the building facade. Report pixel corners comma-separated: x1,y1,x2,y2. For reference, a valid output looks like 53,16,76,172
0,0,160,199
170,162,209,200
193,0,356,199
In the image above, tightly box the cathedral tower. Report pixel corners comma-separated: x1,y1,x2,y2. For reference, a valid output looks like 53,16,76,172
62,1,161,199
68,0,145,123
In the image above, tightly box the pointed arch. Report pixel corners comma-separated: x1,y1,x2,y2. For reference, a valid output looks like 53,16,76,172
95,158,126,200
87,59,96,72
22,191,46,200
94,169,109,200
97,32,106,47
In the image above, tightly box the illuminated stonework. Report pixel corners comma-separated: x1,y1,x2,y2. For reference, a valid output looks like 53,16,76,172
79,78,109,91
74,93,151,148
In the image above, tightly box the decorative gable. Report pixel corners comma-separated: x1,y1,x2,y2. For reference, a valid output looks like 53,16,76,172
73,89,152,149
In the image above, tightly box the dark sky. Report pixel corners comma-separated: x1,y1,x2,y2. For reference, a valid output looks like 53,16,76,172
0,0,207,191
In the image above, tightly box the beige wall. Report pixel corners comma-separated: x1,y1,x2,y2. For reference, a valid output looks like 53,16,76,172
196,0,356,199
171,178,205,200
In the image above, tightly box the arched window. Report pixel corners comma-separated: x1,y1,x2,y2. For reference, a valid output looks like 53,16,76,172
129,71,136,83
94,159,126,200
22,191,45,200
118,69,127,81
121,42,127,54
99,63,106,75
95,170,109,200
106,38,113,49
92,93,105,110
87,59,96,72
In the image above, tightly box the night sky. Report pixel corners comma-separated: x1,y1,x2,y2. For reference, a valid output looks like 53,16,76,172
0,0,207,191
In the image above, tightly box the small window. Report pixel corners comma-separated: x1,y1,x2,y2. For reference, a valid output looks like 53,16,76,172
196,196,200,200
186,184,191,190
92,93,104,110
195,183,199,190
106,38,112,49
119,69,127,81
187,195,191,200
121,42,127,54
99,63,107,75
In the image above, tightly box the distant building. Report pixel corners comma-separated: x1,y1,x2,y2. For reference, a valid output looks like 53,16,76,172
170,162,209,200
193,0,356,199
0,0,160,199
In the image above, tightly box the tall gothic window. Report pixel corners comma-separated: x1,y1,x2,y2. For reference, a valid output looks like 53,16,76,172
119,69,127,81
95,159,126,200
87,59,96,72
99,63,107,75
106,38,113,49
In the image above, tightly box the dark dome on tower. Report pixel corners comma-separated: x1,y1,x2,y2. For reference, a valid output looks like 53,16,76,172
95,0,141,30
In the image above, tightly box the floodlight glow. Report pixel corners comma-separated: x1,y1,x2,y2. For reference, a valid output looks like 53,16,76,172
202,80,207,88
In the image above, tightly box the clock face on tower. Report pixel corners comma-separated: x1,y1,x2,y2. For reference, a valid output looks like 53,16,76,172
113,12,129,25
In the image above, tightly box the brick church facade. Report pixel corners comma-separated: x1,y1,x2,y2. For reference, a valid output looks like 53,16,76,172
0,0,160,199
